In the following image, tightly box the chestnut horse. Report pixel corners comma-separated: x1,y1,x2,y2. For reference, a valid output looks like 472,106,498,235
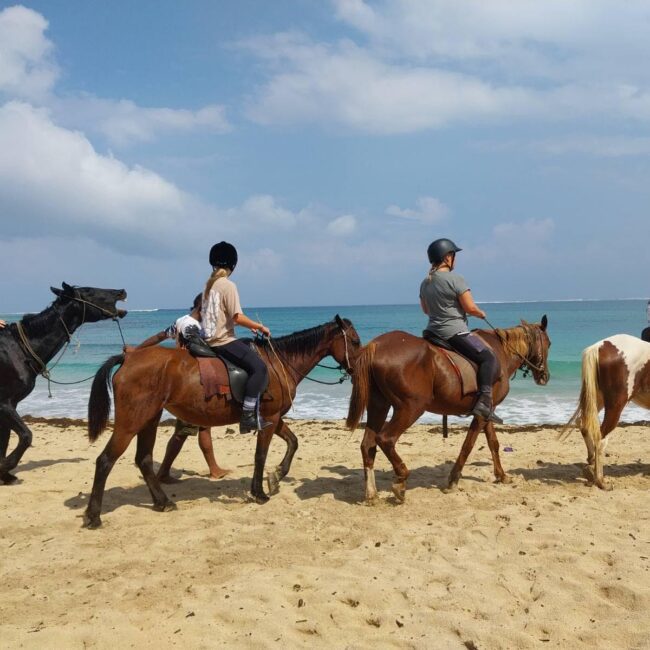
566,334,650,489
84,316,360,528
346,317,550,503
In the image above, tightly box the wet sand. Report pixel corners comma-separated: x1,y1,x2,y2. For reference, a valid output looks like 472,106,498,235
1,418,649,648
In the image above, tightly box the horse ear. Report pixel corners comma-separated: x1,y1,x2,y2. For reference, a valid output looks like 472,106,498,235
62,282,74,294
50,286,62,297
334,314,344,328
541,314,548,331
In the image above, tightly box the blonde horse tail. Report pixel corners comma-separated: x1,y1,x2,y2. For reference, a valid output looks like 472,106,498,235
559,344,601,444
346,342,376,431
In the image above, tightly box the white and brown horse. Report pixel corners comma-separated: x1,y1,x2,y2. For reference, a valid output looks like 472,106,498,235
568,334,650,489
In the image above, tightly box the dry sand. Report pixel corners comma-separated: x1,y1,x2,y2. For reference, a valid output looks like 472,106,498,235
1,418,650,649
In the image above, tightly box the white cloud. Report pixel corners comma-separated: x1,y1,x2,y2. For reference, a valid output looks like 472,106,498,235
226,194,298,229
0,101,211,254
327,214,357,236
0,5,58,101
533,136,650,158
53,96,231,147
386,197,448,224
242,2,650,133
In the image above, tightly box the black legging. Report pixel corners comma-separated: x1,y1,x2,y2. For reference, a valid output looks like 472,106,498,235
213,339,268,400
447,332,498,392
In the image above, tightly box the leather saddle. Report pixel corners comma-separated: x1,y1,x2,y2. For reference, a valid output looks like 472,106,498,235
422,330,479,396
186,335,269,404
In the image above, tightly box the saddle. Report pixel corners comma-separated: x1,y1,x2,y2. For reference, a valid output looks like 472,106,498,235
186,335,269,404
422,330,479,397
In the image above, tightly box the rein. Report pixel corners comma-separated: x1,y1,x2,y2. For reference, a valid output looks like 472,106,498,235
482,316,545,377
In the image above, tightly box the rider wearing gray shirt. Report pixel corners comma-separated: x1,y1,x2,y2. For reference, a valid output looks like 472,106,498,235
420,271,470,340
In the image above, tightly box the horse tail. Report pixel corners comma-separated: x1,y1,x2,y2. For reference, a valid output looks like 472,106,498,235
88,354,124,442
346,342,376,430
559,344,601,442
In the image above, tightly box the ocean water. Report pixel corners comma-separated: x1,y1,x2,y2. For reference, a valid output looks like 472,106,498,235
2,300,649,424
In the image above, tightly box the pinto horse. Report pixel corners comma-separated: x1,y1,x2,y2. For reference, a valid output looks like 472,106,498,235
566,334,650,489
0,283,127,483
84,316,360,528
346,317,550,503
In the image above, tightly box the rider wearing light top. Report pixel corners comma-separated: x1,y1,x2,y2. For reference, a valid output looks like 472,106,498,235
203,241,272,434
420,238,502,423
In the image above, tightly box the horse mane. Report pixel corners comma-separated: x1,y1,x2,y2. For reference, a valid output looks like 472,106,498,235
256,319,345,357
493,322,533,356
17,301,63,338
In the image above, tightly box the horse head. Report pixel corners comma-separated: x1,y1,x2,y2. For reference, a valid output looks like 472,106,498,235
50,282,127,322
519,314,550,385
329,315,362,373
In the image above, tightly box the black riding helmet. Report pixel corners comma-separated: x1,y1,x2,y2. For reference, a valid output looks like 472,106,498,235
209,241,238,271
427,238,462,265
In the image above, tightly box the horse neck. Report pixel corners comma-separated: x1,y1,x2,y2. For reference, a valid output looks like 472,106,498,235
271,325,336,384
21,301,83,366
495,325,531,375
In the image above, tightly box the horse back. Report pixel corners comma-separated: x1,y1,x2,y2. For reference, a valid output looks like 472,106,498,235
596,335,650,405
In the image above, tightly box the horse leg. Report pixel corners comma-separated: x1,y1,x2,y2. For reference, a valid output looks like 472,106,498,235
484,421,510,484
83,428,137,529
360,393,390,504
266,418,298,496
0,405,33,481
375,406,423,504
0,422,18,485
591,397,626,491
445,416,483,492
134,415,176,512
250,417,280,504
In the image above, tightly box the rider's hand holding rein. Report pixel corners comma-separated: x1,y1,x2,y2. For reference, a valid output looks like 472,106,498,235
233,313,271,338
0,320,6,328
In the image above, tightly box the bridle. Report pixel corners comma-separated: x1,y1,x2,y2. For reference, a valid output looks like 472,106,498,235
14,288,125,396
483,317,546,379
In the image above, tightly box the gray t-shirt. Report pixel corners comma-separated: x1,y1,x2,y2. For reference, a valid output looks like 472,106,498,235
420,271,470,339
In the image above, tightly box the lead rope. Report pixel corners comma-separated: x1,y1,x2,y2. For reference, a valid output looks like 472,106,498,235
264,334,295,412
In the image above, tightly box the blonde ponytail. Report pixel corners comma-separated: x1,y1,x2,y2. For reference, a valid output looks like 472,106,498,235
203,267,231,301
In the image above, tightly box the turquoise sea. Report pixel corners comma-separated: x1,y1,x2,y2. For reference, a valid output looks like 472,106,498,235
2,300,649,424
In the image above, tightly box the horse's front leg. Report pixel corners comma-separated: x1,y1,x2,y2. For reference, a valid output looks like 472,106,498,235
0,422,18,484
266,418,298,496
250,417,279,504
0,405,32,481
484,421,511,484
445,416,483,492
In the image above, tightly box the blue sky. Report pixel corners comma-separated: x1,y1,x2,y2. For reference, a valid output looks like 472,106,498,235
1,0,649,311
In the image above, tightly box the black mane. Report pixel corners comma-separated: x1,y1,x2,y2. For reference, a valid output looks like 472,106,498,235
15,301,63,338
255,320,342,357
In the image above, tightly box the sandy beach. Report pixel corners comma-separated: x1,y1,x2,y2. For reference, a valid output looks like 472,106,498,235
1,418,649,649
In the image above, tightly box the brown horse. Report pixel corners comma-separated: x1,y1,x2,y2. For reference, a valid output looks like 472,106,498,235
84,316,361,528
346,317,550,503
565,333,650,489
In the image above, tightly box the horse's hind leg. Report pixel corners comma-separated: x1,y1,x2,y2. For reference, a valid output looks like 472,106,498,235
267,418,298,496
484,421,510,484
445,416,483,492
375,405,423,503
134,415,175,512
0,422,17,485
361,393,390,504
591,397,626,490
84,429,136,529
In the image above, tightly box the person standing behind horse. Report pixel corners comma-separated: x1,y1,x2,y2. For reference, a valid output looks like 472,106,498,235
420,238,502,423
203,241,272,433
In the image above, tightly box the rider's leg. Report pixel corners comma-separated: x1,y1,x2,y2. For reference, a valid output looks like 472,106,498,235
447,332,501,423
216,339,270,433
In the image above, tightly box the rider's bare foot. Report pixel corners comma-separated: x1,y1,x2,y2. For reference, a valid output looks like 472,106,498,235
208,468,232,479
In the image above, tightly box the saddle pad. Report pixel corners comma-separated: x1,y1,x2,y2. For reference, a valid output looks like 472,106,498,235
437,348,479,397
197,357,231,401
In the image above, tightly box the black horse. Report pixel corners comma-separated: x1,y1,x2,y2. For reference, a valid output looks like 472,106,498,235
0,283,126,483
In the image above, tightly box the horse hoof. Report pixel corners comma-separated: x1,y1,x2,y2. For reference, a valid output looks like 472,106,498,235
83,514,102,529
266,471,281,496
596,481,613,492
254,493,270,504
391,483,406,503
443,482,458,494
1,472,19,485
582,466,596,482
497,474,512,484
153,501,177,513
365,493,379,505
